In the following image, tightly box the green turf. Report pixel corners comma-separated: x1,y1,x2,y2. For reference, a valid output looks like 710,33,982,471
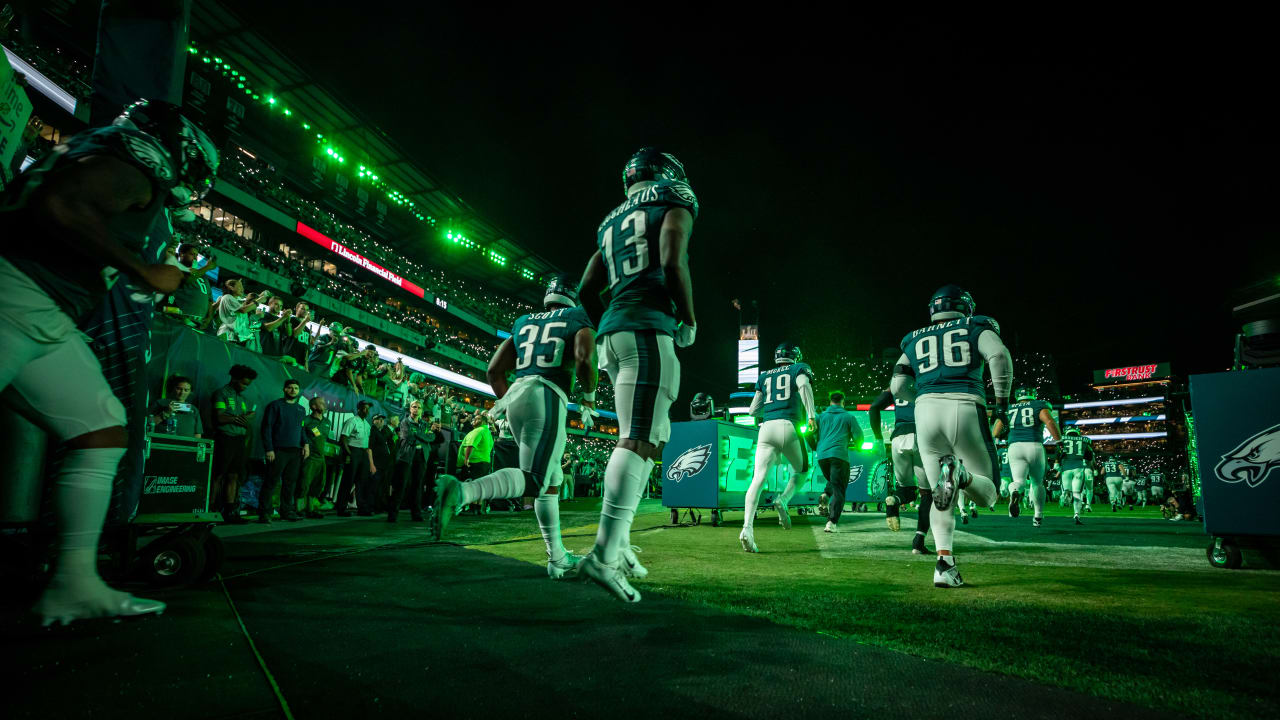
449,497,1280,720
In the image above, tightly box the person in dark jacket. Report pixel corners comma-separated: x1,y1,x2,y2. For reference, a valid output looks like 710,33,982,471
370,414,395,513
388,400,435,522
259,379,309,522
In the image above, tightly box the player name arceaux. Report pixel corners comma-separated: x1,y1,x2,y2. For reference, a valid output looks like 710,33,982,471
597,184,663,230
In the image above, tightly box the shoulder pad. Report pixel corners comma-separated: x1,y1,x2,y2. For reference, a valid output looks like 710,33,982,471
571,306,595,330
899,331,915,352
794,362,814,378
972,315,1001,336
658,180,699,219
70,126,176,187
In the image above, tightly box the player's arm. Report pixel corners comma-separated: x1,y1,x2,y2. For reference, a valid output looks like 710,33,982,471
978,329,1013,408
748,391,764,418
889,354,915,399
796,373,817,427
868,390,892,444
991,414,1008,439
485,338,517,399
577,251,607,328
31,155,182,292
659,208,696,329
572,327,598,404
1041,408,1062,442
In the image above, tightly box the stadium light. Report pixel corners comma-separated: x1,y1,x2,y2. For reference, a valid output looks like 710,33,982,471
1061,396,1164,409
861,441,874,450
304,321,494,397
1068,415,1167,426
2,45,77,115
727,406,751,415
1084,432,1169,441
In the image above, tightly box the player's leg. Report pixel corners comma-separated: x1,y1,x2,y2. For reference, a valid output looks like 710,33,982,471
742,422,783,550
1065,469,1085,523
1083,469,1095,510
907,438,932,551
1123,480,1136,510
823,458,850,530
1009,444,1032,520
4,332,165,625
885,436,913,531
773,423,810,528
915,397,966,587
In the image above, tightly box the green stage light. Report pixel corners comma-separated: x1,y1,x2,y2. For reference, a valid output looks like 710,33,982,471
252,94,260,100
214,57,223,63
237,82,245,89
267,96,277,105
188,46,198,54
861,441,874,450
283,108,291,116
202,57,210,63
302,122,311,130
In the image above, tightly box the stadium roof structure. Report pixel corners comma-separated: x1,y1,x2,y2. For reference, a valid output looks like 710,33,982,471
190,0,556,301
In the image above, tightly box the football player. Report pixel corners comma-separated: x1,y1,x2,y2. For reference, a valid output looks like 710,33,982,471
1149,467,1167,505
432,277,596,580
991,386,1061,527
996,440,1013,500
1058,427,1093,524
1102,456,1124,511
574,148,698,602
891,285,1008,588
870,387,931,554
738,342,817,552
1121,466,1139,510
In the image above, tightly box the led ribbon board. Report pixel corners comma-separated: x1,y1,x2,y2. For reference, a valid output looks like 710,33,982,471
1093,362,1171,385
296,222,426,299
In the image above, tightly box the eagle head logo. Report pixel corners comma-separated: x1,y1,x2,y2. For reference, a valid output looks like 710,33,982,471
1215,422,1280,488
666,443,712,483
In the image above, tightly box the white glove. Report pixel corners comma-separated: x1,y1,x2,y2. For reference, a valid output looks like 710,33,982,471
579,404,599,431
675,323,696,348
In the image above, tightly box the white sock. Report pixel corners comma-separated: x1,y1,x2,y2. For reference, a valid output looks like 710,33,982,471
930,503,956,553
616,458,653,555
460,467,525,505
534,494,565,563
778,469,809,506
1073,494,1083,516
1029,482,1046,517
594,448,648,565
742,473,768,532
35,447,129,616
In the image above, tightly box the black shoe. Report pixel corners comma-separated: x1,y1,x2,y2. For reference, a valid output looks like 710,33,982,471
386,513,398,523
1074,516,1083,525
282,512,301,522
1129,505,1134,511
1009,493,1022,518
1032,516,1043,528
306,511,324,519
911,534,930,555
257,515,271,524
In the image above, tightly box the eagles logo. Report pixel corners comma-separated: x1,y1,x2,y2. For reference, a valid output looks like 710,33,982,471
118,132,175,182
1215,422,1280,488
666,443,712,483
668,181,698,208
847,465,865,483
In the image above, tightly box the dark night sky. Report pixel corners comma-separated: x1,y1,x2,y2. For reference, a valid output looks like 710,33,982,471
223,6,1280,403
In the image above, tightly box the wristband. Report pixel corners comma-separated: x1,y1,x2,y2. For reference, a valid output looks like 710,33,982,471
581,390,596,402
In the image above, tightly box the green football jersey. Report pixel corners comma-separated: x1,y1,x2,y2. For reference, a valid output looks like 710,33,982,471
900,315,1001,398
1059,435,1092,470
1102,458,1122,477
998,445,1012,478
756,362,814,423
1149,471,1166,486
511,306,594,396
595,179,699,336
1007,399,1050,444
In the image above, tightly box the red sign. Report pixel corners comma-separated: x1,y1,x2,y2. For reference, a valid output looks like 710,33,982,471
1097,363,1171,383
296,222,425,299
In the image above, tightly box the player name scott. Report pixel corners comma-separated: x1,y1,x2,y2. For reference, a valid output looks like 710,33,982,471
597,184,663,230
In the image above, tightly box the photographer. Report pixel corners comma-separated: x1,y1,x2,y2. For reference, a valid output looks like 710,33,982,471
150,375,202,437
162,244,216,330
213,278,260,344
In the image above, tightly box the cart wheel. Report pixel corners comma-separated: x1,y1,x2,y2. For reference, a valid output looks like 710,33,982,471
137,535,206,587
198,533,225,583
711,510,722,527
1207,538,1243,569
671,509,680,524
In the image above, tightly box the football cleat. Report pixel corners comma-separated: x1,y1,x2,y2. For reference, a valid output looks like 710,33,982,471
35,588,167,627
547,551,584,580
1085,504,1092,512
960,512,969,525
578,552,640,603
912,534,930,555
739,529,759,553
824,521,838,533
1074,516,1083,526
1032,516,1043,528
774,499,792,529
620,545,648,579
933,455,968,511
818,493,829,517
1008,492,1022,518
429,474,463,541
933,558,964,588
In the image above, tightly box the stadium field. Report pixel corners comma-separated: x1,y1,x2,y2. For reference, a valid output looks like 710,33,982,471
458,498,1280,720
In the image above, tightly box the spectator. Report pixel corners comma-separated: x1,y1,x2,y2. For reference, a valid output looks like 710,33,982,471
213,278,258,344
258,297,294,359
388,401,434,522
369,413,395,513
383,359,409,408
162,244,215,330
458,413,494,481
300,395,330,519
560,452,576,501
258,379,309,523
1169,471,1199,522
336,400,376,516
307,322,337,373
211,364,258,524
150,375,202,437
288,302,313,368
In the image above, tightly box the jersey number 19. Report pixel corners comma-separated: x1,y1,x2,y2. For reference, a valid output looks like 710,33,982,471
762,373,791,403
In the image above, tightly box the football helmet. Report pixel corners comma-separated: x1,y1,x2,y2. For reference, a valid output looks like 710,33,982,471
1064,426,1082,437
1015,386,1037,401
114,99,219,208
689,392,714,420
775,342,802,364
622,147,687,194
543,275,579,309
928,284,976,320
